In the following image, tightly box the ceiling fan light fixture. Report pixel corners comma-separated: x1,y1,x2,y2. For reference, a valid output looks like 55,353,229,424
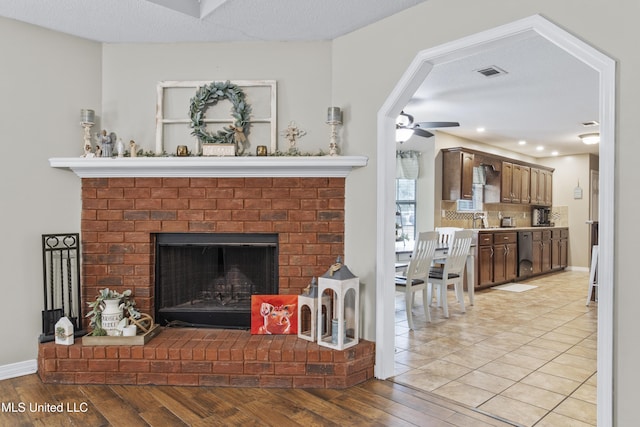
396,128,414,143
580,132,600,145
396,111,413,127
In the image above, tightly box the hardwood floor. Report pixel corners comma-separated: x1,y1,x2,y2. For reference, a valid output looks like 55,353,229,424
0,372,514,426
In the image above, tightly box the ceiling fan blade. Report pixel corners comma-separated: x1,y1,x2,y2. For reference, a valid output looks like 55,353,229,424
412,128,434,138
415,121,460,128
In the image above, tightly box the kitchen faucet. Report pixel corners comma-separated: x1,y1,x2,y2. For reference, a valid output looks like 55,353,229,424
472,212,485,229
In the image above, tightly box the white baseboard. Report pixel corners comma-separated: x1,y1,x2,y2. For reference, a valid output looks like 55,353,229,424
0,359,37,381
567,266,589,272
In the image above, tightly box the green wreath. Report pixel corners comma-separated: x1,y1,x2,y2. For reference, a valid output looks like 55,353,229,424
189,81,252,145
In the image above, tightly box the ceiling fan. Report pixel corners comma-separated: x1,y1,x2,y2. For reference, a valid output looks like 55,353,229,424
396,111,459,142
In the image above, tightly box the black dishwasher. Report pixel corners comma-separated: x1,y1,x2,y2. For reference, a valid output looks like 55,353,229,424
518,231,533,278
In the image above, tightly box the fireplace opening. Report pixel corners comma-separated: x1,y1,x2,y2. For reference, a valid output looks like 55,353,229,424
154,233,278,329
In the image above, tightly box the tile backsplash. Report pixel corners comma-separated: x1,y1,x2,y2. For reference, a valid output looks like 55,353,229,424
439,201,568,228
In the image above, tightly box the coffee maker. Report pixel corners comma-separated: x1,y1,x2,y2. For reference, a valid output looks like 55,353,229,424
532,207,552,226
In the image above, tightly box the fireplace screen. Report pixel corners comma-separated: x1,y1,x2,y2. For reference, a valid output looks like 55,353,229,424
155,233,278,329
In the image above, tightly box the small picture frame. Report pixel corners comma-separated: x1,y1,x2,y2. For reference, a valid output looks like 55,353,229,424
250,295,298,335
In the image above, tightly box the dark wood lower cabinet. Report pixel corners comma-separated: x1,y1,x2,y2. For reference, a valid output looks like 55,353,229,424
552,228,569,269
478,245,494,287
477,232,517,287
476,228,568,289
533,230,552,274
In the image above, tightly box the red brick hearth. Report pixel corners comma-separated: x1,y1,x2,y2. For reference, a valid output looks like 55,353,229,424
38,174,375,388
38,328,375,388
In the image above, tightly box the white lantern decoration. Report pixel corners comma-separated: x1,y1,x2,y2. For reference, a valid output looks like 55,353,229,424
317,257,359,350
298,278,331,342
54,317,74,346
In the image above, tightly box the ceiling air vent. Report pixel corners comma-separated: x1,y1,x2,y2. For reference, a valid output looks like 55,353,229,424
476,66,508,78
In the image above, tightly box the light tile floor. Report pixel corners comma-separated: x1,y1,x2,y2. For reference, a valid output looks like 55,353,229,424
392,270,597,426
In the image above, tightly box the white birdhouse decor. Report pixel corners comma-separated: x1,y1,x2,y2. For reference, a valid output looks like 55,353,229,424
55,317,74,346
317,257,359,350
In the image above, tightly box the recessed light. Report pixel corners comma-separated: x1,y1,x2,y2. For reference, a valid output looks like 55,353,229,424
518,140,527,145
551,151,559,156
476,127,485,133
536,146,544,151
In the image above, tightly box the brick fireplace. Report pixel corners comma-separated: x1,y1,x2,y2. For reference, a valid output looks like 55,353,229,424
39,156,373,388
80,176,347,318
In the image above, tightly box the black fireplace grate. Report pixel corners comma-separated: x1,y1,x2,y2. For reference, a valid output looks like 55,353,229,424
155,233,278,329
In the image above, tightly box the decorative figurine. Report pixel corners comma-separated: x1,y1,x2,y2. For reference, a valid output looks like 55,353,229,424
129,140,137,157
116,138,125,157
83,141,95,158
281,121,306,154
97,130,113,157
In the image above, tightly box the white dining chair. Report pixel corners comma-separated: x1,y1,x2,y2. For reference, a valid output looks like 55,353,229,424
428,229,473,318
433,227,463,265
435,227,463,246
394,231,439,329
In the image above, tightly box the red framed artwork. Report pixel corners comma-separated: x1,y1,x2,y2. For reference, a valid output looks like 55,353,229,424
250,295,298,335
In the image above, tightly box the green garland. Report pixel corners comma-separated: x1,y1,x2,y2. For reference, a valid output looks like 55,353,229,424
189,81,252,144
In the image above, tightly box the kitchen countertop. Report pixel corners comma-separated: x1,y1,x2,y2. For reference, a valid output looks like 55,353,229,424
470,226,565,232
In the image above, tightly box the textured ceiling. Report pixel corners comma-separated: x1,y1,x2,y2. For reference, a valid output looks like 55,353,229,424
0,0,427,43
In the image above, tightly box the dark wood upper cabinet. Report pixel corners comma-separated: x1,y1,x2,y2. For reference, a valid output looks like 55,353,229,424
442,147,553,206
442,150,475,200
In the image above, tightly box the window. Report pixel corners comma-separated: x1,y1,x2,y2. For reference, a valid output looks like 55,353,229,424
395,178,416,251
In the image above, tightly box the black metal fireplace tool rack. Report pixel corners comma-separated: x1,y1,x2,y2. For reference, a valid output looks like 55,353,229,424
39,233,85,342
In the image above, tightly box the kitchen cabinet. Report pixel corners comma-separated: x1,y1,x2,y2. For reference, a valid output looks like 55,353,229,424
531,167,553,207
532,230,552,274
441,147,552,206
475,227,567,289
501,162,513,203
501,162,529,203
476,231,517,286
520,166,531,204
442,150,474,200
530,168,540,205
477,233,494,287
494,232,518,283
542,169,553,206
552,228,569,269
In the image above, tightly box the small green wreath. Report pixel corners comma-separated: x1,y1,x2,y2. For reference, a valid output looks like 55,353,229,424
189,81,252,146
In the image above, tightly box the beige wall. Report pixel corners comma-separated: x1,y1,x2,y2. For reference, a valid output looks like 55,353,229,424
101,42,332,155
540,154,592,268
0,17,102,366
332,0,636,424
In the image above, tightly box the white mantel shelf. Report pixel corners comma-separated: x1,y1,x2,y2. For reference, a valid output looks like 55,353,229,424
49,156,369,178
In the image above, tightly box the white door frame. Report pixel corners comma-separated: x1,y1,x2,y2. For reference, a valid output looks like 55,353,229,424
375,14,615,426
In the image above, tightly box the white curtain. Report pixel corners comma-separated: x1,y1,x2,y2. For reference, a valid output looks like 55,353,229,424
396,151,420,179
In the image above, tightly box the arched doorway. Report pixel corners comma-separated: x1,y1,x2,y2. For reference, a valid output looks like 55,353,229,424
375,14,615,425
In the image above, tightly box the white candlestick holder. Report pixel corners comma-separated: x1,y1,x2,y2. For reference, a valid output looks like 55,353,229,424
81,121,95,157
326,107,343,156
